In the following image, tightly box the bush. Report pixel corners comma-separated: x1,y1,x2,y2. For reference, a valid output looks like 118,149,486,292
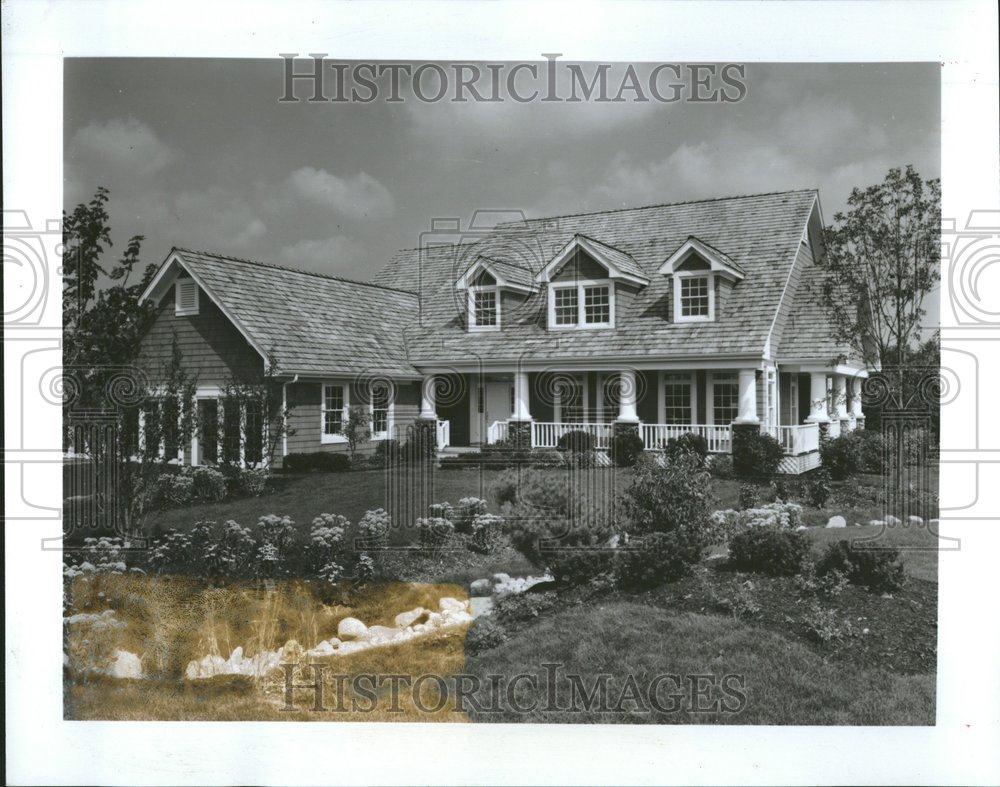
728,526,810,576
239,468,268,497
856,430,887,473
795,560,849,599
616,530,704,588
609,430,644,467
819,433,863,480
664,432,709,464
732,430,785,479
708,453,733,479
154,472,194,508
308,513,348,570
556,429,595,453
464,616,508,654
469,513,505,554
454,497,488,532
816,540,905,593
808,469,831,508
190,466,227,503
738,483,759,510
358,508,391,549
374,439,402,465
428,502,455,522
203,520,256,577
283,451,352,473
492,590,557,625
415,516,455,547
803,603,857,643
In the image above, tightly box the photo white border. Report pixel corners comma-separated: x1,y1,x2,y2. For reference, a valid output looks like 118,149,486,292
4,1,1000,784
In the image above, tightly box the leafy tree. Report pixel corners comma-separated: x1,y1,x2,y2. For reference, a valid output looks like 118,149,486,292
344,405,372,459
817,165,940,372
219,351,296,468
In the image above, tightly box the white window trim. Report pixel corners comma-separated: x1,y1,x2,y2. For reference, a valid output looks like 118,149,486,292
547,279,615,330
174,278,200,316
468,285,501,332
707,371,739,425
320,383,349,444
369,387,395,441
659,371,697,425
673,272,714,323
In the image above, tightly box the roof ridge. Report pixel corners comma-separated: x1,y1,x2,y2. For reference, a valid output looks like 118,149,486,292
495,188,819,227
172,247,418,296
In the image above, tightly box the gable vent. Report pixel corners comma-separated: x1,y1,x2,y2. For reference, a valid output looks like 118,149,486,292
174,279,199,316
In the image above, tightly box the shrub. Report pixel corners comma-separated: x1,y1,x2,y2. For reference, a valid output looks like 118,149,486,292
808,469,831,508
556,429,595,453
705,577,762,619
464,616,508,654
708,453,733,479
308,513,348,569
239,468,268,497
255,514,297,576
616,530,704,588
374,439,402,465
728,526,810,576
469,513,505,554
428,502,455,522
492,590,557,625
283,451,352,473
820,433,863,480
190,466,227,503
154,472,194,508
403,424,438,461
358,508,391,549
454,497,488,532
732,430,785,479
706,509,740,545
147,529,194,573
856,430,887,473
353,553,376,582
795,560,849,599
816,540,905,593
203,520,256,577
771,476,790,503
803,603,857,643
738,483,759,510
609,430,644,467
664,432,709,464
415,516,455,547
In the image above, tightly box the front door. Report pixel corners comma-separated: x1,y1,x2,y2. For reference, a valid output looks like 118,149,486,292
470,381,513,444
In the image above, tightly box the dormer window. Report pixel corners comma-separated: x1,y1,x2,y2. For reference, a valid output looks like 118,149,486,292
548,281,614,329
469,286,499,330
659,236,744,325
456,255,536,332
678,274,712,320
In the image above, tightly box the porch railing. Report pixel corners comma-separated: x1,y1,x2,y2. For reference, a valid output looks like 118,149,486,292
771,423,819,455
435,419,451,450
641,423,732,453
532,421,614,450
827,419,842,439
487,420,508,445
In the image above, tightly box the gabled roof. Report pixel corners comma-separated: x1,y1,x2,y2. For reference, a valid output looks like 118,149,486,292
373,190,822,364
658,235,745,280
455,255,537,293
535,234,649,287
140,248,420,378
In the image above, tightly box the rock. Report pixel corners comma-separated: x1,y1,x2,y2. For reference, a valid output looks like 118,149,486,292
525,579,558,594
885,515,901,526
439,597,467,613
336,640,368,656
307,640,336,657
326,637,341,648
492,572,511,585
868,520,886,527
825,515,847,529
928,518,940,529
280,639,305,661
908,515,924,525
185,660,201,680
337,617,369,641
795,525,808,531
394,608,429,628
229,646,244,665
109,650,142,679
367,625,403,642
470,596,494,618
470,578,492,597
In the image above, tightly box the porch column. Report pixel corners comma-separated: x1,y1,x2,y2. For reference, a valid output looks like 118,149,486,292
850,376,865,428
512,371,532,421
616,369,639,423
734,369,759,424
804,373,830,423
832,374,849,422
419,374,437,419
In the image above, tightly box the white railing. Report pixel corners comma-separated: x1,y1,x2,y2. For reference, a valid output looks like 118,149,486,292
486,420,508,445
773,423,819,455
827,419,842,439
641,423,732,453
531,421,614,449
435,419,450,450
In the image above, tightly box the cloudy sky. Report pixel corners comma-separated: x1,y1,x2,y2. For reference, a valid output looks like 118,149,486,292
65,59,939,315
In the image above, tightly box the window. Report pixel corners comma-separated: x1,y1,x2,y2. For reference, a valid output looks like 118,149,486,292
549,282,615,329
222,398,242,463
680,276,710,318
584,285,611,324
554,287,578,325
663,373,693,424
197,399,219,464
600,375,621,423
470,287,499,330
322,384,348,442
711,373,739,424
174,279,199,316
370,384,391,437
244,399,263,465
555,377,585,423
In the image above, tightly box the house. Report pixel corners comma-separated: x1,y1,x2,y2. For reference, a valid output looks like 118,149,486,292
136,189,869,473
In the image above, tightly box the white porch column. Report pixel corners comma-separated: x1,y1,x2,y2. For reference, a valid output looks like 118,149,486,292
616,369,639,423
805,372,830,423
734,369,759,424
832,374,849,422
512,371,532,421
419,374,437,419
850,377,865,419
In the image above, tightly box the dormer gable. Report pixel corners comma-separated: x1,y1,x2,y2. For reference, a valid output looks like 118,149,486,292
657,236,745,281
455,255,537,332
658,237,744,324
534,234,650,287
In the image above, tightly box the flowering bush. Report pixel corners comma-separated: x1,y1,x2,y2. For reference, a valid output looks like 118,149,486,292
64,536,131,577
738,483,759,510
741,501,803,530
154,472,194,508
803,603,857,643
190,466,227,503
428,502,455,522
358,508,391,548
147,529,195,574
353,553,376,582
454,497,488,532
469,513,505,554
239,468,268,497
203,520,256,576
318,560,345,585
415,517,455,547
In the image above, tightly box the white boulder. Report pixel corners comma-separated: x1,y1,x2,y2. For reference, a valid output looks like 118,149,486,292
908,515,924,525
336,640,369,656
826,515,847,529
885,515,901,526
439,597,467,613
492,572,511,585
367,625,403,643
228,646,244,666
394,608,429,628
337,617,369,641
307,640,336,657
868,520,886,527
109,650,142,679
470,578,492,596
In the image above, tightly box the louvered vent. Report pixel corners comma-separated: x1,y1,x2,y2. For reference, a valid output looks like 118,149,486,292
175,279,199,315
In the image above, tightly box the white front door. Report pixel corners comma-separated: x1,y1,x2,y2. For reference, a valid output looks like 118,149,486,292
470,381,513,443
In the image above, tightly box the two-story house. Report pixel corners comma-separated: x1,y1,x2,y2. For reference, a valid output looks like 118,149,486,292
136,189,869,473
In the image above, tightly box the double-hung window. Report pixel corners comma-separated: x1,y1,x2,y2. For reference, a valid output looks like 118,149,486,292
370,384,392,438
469,287,499,330
674,274,714,322
711,373,739,425
321,384,348,442
550,282,613,329
663,373,694,424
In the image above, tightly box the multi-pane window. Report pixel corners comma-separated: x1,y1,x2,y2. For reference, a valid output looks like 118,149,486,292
601,375,621,423
222,398,242,463
663,373,693,424
680,276,710,317
473,289,497,327
197,399,219,464
557,377,585,422
322,384,346,436
244,399,263,465
712,373,739,424
371,384,390,436
554,287,578,325
584,285,611,324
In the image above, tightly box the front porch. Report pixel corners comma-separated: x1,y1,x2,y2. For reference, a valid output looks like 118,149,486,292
423,365,866,473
